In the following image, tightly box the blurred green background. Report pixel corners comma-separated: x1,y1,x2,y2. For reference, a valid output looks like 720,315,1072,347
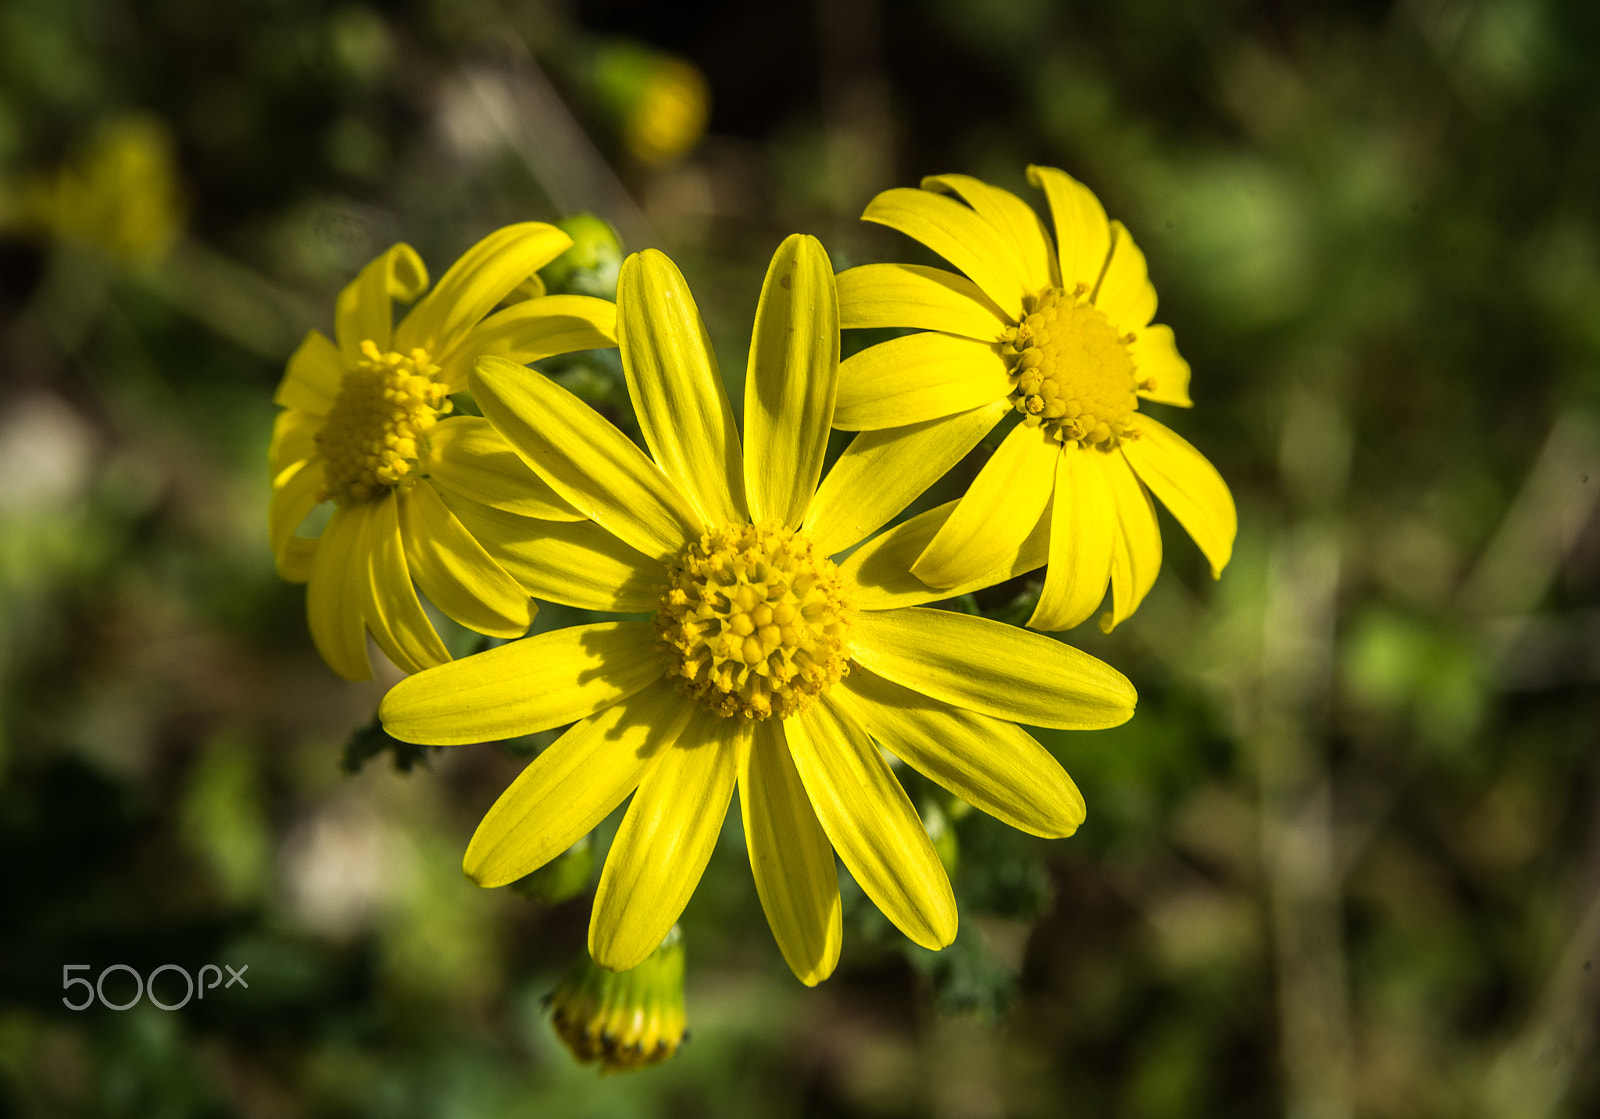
2,0,1598,1116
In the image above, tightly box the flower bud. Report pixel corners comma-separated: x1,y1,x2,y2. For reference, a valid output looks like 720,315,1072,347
509,835,594,904
538,213,623,299
548,926,687,1074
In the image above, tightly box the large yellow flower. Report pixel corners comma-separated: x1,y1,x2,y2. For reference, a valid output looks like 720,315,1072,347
269,223,617,680
835,167,1237,631
380,235,1137,984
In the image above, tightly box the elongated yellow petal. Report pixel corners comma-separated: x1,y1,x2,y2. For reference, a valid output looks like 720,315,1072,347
839,498,1049,610
744,234,838,528
380,621,662,745
421,416,582,521
335,244,428,365
1026,165,1111,293
1130,324,1192,407
834,665,1085,838
1123,416,1236,578
741,718,842,985
1028,444,1116,631
274,330,343,415
834,333,1012,431
804,400,1009,558
836,263,1010,341
471,355,701,562
1094,221,1157,333
397,223,571,359
617,249,747,526
398,483,533,639
307,503,373,681
863,187,1027,319
442,494,666,613
270,407,320,482
1101,456,1162,631
590,707,739,971
433,294,618,392
361,490,451,675
464,678,689,887
849,607,1136,729
912,423,1058,588
788,695,956,950
922,174,1057,294
269,458,323,561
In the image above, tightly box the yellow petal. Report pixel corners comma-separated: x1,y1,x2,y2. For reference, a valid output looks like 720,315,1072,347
361,490,451,675
1028,444,1116,631
1130,324,1192,408
464,679,689,887
921,174,1057,294
839,498,1049,610
849,607,1136,729
278,536,317,584
787,695,956,950
803,400,1009,558
912,423,1058,588
471,355,701,562
834,665,1085,838
836,263,1010,341
396,223,572,359
590,707,739,971
741,718,842,985
1101,456,1162,631
335,244,428,365
433,293,618,392
617,249,747,526
1026,165,1111,293
270,407,320,482
1122,416,1236,578
306,503,373,681
834,332,1012,431
398,483,533,639
269,458,324,561
421,416,582,521
744,234,838,527
380,621,662,745
1094,221,1158,333
274,330,343,415
441,493,666,613
863,186,1028,319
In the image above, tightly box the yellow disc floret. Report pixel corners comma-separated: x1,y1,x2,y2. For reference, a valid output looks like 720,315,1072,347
656,521,851,721
315,340,451,504
1006,287,1143,449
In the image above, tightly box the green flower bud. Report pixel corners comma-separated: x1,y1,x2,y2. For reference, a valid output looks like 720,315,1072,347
539,213,623,299
548,926,687,1074
509,835,594,904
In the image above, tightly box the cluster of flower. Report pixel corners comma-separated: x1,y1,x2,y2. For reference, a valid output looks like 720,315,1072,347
269,166,1236,1000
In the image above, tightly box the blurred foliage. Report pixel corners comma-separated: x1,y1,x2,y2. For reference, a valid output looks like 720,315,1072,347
2,0,1599,1117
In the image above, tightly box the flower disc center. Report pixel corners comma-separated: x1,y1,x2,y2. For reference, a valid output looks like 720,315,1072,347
656,522,851,720
315,340,450,504
1007,288,1140,449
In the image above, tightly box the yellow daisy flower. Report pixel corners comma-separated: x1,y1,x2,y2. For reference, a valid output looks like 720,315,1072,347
380,235,1137,985
269,223,618,680
835,166,1238,631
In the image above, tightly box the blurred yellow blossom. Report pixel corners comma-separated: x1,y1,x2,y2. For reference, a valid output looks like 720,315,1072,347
19,115,186,264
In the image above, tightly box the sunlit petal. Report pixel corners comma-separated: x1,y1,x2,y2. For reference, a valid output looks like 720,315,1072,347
849,607,1136,729
744,234,838,528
